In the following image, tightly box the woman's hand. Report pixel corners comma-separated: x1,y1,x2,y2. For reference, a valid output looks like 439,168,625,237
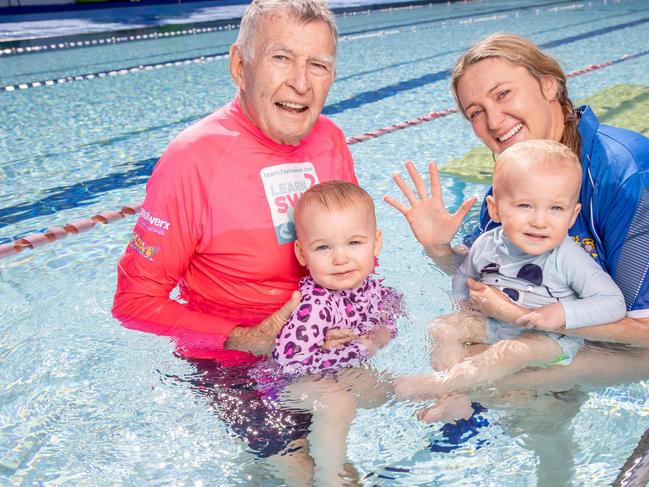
515,303,566,332
384,161,476,256
466,278,527,323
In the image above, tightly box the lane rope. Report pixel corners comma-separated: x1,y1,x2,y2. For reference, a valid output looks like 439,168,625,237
0,0,507,58
0,51,643,259
1,1,600,91
2,52,230,92
0,24,239,57
0,205,141,259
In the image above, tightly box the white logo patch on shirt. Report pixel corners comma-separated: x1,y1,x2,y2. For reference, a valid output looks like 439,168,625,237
260,162,319,244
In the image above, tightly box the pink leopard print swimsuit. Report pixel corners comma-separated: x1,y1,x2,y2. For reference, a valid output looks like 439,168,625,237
272,276,402,376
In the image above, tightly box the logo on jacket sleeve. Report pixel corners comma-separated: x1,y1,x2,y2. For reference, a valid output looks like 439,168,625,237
260,162,319,244
572,235,598,258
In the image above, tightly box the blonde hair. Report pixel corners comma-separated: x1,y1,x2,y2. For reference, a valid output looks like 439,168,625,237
294,181,375,230
451,33,581,156
236,0,338,63
493,140,582,197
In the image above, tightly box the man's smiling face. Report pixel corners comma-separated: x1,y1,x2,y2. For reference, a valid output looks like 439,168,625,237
231,10,336,146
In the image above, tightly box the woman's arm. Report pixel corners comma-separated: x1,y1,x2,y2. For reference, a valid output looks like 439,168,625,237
564,316,649,346
384,161,476,275
467,279,649,346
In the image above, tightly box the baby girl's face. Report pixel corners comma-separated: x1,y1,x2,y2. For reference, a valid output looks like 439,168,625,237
294,204,382,290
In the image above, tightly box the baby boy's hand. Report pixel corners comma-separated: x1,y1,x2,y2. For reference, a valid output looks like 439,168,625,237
515,303,565,332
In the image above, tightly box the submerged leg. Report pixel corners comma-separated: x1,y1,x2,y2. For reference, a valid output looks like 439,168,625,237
417,393,476,423
428,312,488,370
283,376,360,486
395,313,488,400
267,438,315,487
398,333,563,399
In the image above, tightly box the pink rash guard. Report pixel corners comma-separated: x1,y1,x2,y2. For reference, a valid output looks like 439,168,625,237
273,276,402,376
113,98,357,363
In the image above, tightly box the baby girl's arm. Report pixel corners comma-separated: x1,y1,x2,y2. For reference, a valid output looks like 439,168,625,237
357,325,393,357
273,293,367,376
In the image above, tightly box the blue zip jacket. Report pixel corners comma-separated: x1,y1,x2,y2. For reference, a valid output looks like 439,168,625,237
463,105,649,316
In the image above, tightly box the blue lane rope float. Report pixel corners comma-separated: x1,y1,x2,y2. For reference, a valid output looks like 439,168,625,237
0,53,644,259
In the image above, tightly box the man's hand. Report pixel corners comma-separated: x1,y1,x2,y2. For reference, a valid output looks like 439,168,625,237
384,161,476,256
466,278,527,323
224,291,301,356
515,303,566,332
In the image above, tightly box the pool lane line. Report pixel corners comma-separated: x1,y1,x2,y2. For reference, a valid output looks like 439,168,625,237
0,2,612,92
345,107,459,143
0,50,645,258
345,52,649,142
323,18,649,116
1,51,230,92
4,8,648,95
0,24,240,57
0,0,580,58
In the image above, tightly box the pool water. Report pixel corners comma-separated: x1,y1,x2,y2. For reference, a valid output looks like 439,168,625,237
1,0,649,484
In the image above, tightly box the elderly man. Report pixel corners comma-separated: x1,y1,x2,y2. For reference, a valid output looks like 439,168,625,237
113,0,357,482
113,0,355,359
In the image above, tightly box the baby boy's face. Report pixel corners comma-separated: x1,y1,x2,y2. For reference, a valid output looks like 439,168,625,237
489,163,581,255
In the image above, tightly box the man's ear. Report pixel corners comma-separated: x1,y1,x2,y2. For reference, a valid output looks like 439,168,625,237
540,76,559,101
373,229,383,256
486,195,501,222
229,44,246,91
294,240,307,267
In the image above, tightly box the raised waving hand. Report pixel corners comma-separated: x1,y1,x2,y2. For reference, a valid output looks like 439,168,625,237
384,161,476,270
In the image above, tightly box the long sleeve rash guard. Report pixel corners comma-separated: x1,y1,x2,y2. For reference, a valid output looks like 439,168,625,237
113,99,357,362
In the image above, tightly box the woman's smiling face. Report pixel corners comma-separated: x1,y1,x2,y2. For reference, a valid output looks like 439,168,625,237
456,57,565,154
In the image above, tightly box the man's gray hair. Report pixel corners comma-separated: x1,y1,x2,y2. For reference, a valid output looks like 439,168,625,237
236,0,338,62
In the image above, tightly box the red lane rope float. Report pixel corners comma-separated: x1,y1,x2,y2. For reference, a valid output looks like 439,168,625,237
346,107,459,144
0,204,141,259
0,53,641,259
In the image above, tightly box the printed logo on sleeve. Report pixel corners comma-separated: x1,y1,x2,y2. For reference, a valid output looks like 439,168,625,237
137,207,171,236
260,162,319,244
129,232,159,260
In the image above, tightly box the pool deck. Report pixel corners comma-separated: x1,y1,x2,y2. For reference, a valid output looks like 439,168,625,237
0,0,430,43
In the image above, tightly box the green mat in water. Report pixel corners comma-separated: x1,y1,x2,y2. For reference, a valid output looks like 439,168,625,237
439,84,649,183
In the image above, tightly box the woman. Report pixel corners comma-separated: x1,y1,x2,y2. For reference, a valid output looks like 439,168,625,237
386,33,649,349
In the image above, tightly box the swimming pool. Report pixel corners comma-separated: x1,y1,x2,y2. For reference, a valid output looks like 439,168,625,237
2,0,649,484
